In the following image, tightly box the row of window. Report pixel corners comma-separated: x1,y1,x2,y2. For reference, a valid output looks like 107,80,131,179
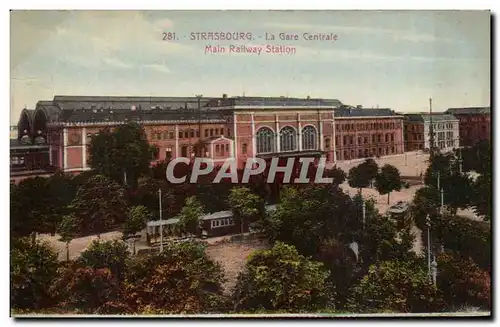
336,133,395,146
215,144,230,156
211,218,235,228
10,156,25,165
151,128,231,141
256,126,318,154
337,122,399,132
431,123,454,130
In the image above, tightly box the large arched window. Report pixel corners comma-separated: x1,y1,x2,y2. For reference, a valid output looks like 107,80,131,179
302,125,317,150
280,126,297,152
256,127,275,154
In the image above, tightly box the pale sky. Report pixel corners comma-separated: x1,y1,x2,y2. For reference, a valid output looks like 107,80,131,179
10,10,490,124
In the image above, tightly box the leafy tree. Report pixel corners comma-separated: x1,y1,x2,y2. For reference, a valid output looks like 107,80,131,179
348,159,379,194
437,252,491,310
124,241,228,314
135,177,178,219
71,175,128,237
228,187,264,234
88,123,155,186
232,242,332,313
178,196,205,236
348,260,445,313
122,206,149,254
265,184,358,257
11,238,60,310
433,214,491,270
411,186,440,231
44,172,76,233
441,173,474,215
323,165,347,185
11,177,52,238
57,213,80,262
52,263,130,314
424,153,454,188
375,164,403,204
78,239,130,282
471,172,492,221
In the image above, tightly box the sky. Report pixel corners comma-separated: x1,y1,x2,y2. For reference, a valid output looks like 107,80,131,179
10,10,490,124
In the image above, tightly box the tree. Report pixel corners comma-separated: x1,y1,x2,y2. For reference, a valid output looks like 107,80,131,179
11,238,60,310
178,196,205,236
232,242,332,313
375,164,403,204
265,184,358,257
52,263,130,314
323,165,347,185
78,239,130,282
70,175,128,237
437,252,491,310
424,153,454,188
348,260,445,313
11,177,52,238
135,177,178,219
57,213,80,262
88,123,155,186
441,173,474,215
411,186,440,231
348,159,379,194
124,241,228,314
472,172,491,221
228,187,264,235
123,206,149,254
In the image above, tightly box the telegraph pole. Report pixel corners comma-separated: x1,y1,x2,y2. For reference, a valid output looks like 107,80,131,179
440,188,444,215
158,188,163,253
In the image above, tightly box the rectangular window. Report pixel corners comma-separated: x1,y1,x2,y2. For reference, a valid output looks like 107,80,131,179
227,129,231,137
168,131,174,139
216,144,220,155
358,137,361,145
242,143,247,154
190,130,195,138
165,147,172,161
210,129,214,136
215,128,219,135
205,129,209,137
181,146,188,157
196,130,200,137
225,144,229,153
179,131,183,139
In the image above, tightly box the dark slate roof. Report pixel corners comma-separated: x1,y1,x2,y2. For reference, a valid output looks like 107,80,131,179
10,139,49,150
52,95,210,111
334,106,400,117
57,108,226,124
445,107,491,115
208,96,342,108
35,102,62,122
404,113,458,122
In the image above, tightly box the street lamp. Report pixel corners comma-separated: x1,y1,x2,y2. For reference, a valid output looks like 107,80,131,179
426,215,431,278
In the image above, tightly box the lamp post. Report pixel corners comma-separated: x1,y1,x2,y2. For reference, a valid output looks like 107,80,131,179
440,188,444,215
426,215,431,278
158,188,163,253
362,200,366,229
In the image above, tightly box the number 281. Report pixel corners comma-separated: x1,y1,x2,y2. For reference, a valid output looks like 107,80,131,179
162,32,176,40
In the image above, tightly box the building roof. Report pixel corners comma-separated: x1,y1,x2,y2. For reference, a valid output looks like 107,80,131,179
55,108,227,124
445,107,491,115
334,106,401,118
208,96,343,108
10,139,49,150
200,210,233,220
147,218,180,226
405,113,459,122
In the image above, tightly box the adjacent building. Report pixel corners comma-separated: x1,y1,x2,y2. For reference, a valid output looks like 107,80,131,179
445,107,491,147
333,105,405,160
404,113,459,152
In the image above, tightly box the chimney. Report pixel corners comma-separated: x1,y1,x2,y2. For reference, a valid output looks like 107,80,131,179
222,94,228,99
